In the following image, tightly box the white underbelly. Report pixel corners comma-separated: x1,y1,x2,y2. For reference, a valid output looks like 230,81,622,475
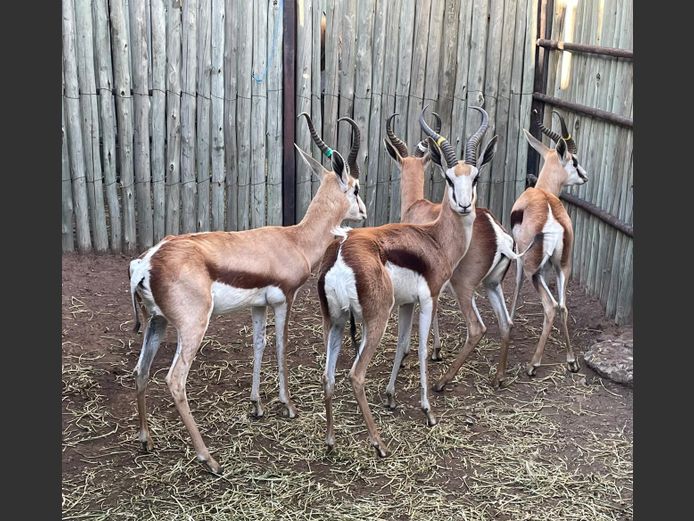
210,282,285,314
386,262,431,306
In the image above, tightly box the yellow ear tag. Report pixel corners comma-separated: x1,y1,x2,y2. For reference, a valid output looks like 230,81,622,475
436,136,446,146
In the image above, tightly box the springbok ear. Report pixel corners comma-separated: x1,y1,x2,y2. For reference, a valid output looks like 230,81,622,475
427,137,445,171
295,144,327,181
330,150,350,187
555,138,569,161
522,129,550,158
478,135,498,169
413,140,431,166
383,138,403,165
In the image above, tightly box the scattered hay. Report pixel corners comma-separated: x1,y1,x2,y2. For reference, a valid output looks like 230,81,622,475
62,286,632,520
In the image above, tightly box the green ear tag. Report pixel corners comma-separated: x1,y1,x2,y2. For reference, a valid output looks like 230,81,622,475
325,148,333,158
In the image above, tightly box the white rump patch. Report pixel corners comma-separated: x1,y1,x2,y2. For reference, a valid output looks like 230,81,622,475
129,239,168,317
540,203,564,268
324,250,362,319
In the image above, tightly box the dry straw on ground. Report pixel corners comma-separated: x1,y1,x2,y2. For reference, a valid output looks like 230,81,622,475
63,284,632,520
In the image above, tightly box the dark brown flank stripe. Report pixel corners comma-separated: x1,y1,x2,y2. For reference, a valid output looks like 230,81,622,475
384,248,432,281
206,262,292,298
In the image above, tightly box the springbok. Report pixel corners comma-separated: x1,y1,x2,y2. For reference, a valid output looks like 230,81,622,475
383,109,521,395
128,115,366,473
317,107,497,457
510,110,588,377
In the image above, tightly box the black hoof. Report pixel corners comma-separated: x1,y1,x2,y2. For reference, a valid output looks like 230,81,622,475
526,364,537,377
568,360,581,373
491,377,510,389
374,445,388,458
202,461,223,475
433,381,447,393
425,411,438,427
283,404,298,418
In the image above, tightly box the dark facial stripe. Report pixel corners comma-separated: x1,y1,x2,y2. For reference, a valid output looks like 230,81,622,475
445,177,458,205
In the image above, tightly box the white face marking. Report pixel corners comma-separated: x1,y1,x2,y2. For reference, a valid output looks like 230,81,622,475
444,165,478,215
385,262,431,306
344,179,367,222
324,250,362,320
210,282,284,315
562,153,588,186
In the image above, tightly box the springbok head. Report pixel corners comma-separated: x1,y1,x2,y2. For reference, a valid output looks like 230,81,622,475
523,109,588,187
419,106,498,215
382,111,442,166
297,112,367,222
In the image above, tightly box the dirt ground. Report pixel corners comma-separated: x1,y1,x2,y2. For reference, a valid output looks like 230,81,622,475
62,251,632,520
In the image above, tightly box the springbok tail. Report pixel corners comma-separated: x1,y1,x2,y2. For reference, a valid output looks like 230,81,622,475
349,311,359,354
129,260,145,333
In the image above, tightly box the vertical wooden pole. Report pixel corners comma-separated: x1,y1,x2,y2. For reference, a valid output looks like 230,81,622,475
266,0,284,226
93,0,122,251
150,0,166,242
210,0,226,231
527,0,554,179
224,0,239,230
196,0,212,232
63,0,92,252
129,0,154,249
180,0,198,233
61,92,75,252
75,0,109,251
165,0,183,236
282,0,297,225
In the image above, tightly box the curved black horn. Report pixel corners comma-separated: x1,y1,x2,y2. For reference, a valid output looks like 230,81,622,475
385,113,409,158
432,112,442,133
533,108,562,144
298,112,332,157
419,106,457,167
553,110,577,154
337,116,361,178
464,106,489,167
413,112,443,158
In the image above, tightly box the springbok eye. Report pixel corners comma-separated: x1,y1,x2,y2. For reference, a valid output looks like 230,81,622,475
572,157,578,168
353,184,359,196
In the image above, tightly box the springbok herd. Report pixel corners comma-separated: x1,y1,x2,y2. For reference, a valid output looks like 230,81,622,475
128,106,588,474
